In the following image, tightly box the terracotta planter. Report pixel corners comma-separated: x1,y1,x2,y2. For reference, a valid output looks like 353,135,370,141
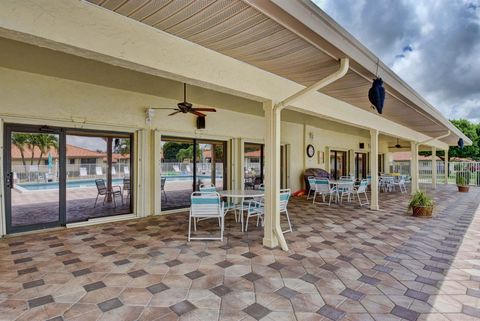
457,185,469,193
412,205,433,218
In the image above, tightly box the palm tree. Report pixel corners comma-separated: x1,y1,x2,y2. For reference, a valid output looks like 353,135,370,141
11,133,29,172
35,134,58,165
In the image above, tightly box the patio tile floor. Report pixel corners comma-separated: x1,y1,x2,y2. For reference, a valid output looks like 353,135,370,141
1,185,480,320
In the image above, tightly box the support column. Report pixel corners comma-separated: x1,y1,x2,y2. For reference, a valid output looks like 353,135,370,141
263,100,288,250
369,129,379,210
431,146,437,189
410,142,419,194
444,148,449,184
106,137,113,202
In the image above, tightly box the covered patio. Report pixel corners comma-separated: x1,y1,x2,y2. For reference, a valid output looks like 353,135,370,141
1,185,480,321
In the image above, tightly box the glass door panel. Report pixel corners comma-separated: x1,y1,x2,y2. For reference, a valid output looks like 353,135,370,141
161,137,194,211
330,150,347,180
65,132,132,223
5,127,62,232
355,152,367,180
196,141,226,190
244,143,264,189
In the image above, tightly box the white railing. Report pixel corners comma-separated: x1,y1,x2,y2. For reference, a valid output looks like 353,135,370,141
12,163,130,183
392,160,480,186
161,162,224,177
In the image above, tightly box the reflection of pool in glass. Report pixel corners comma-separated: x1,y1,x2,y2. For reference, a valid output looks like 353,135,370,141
164,175,223,182
17,178,124,191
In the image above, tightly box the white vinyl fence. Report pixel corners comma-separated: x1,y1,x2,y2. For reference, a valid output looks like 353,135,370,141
392,161,480,186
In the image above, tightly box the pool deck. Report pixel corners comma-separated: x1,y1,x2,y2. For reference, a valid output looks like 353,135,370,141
2,185,480,320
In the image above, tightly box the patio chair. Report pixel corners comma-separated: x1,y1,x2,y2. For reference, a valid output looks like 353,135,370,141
245,189,292,233
306,176,316,200
393,176,407,194
280,189,292,233
161,177,167,202
340,176,352,181
186,165,192,174
173,165,181,174
124,166,130,177
313,179,336,205
199,184,216,193
112,166,117,176
94,179,123,208
79,167,88,177
337,180,354,204
123,177,131,199
95,166,103,176
188,192,225,241
353,179,369,206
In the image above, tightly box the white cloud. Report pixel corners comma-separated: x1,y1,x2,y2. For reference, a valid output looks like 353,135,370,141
312,0,480,121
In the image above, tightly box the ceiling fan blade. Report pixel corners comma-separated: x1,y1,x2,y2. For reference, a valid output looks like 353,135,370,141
190,110,206,117
192,107,216,112
150,107,178,110
168,110,182,116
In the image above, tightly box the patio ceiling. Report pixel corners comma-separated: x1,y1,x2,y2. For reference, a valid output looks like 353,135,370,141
86,0,467,146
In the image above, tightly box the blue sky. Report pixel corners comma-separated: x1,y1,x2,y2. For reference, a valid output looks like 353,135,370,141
313,0,480,122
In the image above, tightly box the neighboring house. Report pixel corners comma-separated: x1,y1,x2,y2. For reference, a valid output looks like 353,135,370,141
11,144,130,172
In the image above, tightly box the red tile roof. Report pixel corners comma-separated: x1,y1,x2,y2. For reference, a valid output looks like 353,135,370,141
11,144,130,162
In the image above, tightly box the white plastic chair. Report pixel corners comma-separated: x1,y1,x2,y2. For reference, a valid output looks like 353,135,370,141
245,189,292,233
111,166,117,176
124,167,130,177
95,166,103,176
337,180,354,204
188,192,225,241
306,176,316,200
353,179,369,206
79,167,88,177
313,179,336,205
279,189,292,233
172,165,181,174
393,176,407,194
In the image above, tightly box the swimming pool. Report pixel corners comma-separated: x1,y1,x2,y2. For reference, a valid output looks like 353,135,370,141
16,175,223,191
17,178,125,191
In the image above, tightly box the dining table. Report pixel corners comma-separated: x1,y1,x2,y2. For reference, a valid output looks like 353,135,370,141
219,189,265,232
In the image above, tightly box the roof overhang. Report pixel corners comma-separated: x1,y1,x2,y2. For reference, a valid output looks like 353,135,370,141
0,0,469,147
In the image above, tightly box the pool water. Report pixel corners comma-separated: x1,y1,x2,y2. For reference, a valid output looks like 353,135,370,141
17,178,125,191
16,175,223,191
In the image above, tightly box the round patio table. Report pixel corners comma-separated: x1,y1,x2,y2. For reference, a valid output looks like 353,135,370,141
219,189,265,232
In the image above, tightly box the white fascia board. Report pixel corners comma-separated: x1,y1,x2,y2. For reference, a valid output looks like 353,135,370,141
270,0,470,145
0,0,441,144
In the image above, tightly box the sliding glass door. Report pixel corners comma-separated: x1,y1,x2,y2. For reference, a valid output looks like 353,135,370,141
4,125,64,233
355,152,367,180
4,124,134,233
160,136,226,211
330,150,347,180
244,143,264,189
65,131,133,223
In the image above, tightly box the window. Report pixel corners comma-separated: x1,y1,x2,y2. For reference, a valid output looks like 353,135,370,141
69,159,75,164
330,150,347,180
160,137,227,211
355,152,367,179
244,143,264,189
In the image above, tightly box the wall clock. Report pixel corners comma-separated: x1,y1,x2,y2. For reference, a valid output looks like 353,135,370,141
306,144,315,158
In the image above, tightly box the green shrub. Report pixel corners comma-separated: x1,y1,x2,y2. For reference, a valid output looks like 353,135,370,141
408,190,434,210
456,172,470,186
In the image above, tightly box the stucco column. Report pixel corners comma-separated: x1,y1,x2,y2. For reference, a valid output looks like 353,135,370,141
431,146,437,189
369,129,379,210
410,142,419,194
263,100,288,250
444,148,449,184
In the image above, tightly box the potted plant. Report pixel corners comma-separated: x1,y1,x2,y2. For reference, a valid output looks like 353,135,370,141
456,172,470,192
408,190,434,217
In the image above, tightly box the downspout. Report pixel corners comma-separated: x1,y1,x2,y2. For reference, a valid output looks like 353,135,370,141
272,58,349,251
